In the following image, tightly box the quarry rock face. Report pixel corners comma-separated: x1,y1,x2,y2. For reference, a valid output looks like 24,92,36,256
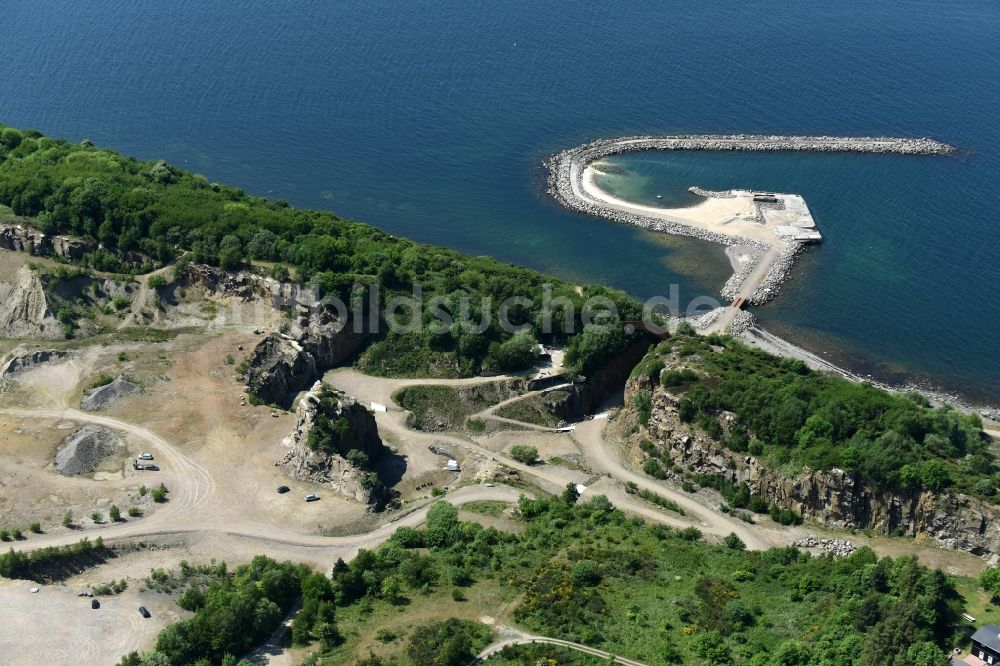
620,374,1000,557
181,263,370,407
1,348,69,376
280,382,388,507
0,223,96,261
0,267,61,339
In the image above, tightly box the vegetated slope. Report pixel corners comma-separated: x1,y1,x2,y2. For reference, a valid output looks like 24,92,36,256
221,497,962,665
628,329,988,499
395,381,522,431
0,124,643,378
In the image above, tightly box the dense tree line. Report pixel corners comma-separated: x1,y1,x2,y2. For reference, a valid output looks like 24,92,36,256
0,537,110,582
648,331,989,497
119,556,339,666
0,124,644,377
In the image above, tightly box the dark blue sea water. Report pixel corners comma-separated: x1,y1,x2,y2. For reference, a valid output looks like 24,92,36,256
1,0,998,401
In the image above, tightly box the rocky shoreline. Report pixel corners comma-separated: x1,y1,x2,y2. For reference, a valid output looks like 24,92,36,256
546,134,955,306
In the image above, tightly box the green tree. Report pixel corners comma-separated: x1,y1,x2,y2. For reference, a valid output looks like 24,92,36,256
406,618,492,666
561,482,580,504
109,505,121,522
981,566,1000,600
425,502,459,548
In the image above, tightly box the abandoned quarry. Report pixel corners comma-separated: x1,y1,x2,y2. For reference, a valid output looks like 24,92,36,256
1,224,999,664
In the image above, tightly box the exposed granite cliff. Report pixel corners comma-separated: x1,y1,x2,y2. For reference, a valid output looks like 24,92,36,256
543,334,658,420
617,371,1000,557
0,222,96,260
278,381,389,508
181,264,371,406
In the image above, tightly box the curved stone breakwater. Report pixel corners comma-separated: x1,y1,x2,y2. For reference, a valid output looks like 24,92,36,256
546,134,955,312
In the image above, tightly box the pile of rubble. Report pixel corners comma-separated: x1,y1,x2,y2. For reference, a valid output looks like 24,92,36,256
792,535,858,557
55,426,122,475
81,376,141,411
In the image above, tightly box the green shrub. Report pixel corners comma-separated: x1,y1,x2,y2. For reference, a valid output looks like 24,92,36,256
509,445,538,465
151,483,168,503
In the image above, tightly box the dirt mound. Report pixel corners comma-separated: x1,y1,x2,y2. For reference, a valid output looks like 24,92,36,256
81,376,141,411
55,425,122,475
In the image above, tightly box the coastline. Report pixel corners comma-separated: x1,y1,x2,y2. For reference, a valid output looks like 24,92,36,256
737,321,999,424
547,134,955,309
543,133,1000,418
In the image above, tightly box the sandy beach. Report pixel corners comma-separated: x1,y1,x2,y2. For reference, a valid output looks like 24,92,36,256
582,165,788,247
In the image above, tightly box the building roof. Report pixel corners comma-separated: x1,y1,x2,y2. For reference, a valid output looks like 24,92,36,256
972,624,1000,652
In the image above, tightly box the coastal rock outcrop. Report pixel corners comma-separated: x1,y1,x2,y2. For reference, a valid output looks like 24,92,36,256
618,373,1000,558
280,382,389,507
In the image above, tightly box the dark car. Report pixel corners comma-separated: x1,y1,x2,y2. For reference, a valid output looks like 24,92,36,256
139,606,151,618
276,485,290,494
91,599,100,609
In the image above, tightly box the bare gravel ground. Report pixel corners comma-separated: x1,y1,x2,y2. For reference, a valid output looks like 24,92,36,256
0,579,178,665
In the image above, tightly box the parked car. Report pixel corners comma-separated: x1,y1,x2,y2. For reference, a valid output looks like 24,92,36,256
304,494,320,502
276,485,290,494
138,453,154,461
138,606,151,618
91,599,100,610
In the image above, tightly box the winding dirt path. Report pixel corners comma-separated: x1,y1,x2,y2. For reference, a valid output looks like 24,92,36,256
478,626,650,665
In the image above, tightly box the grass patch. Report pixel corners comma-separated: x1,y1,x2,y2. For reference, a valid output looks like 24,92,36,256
495,394,562,428
395,382,521,431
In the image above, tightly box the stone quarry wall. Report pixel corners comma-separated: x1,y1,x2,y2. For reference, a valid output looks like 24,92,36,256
181,264,372,407
279,382,389,507
544,334,657,421
0,223,96,261
619,373,1000,557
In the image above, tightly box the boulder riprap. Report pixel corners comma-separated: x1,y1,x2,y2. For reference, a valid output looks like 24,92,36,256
81,376,141,411
280,381,390,507
55,425,122,475
792,535,857,557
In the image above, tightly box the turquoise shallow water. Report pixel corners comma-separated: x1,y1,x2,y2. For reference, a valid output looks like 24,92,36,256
0,0,998,401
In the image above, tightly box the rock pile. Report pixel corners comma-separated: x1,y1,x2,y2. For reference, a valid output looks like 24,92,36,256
81,376,141,411
55,426,122,475
793,535,858,557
